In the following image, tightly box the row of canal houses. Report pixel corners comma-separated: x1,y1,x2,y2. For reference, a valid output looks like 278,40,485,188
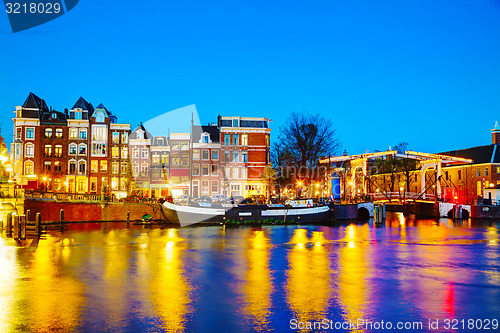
11,92,271,198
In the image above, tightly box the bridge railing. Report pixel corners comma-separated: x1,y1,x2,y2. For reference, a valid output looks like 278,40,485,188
369,192,437,202
24,189,103,202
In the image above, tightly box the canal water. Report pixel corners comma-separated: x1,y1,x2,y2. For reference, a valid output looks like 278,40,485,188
1,213,499,332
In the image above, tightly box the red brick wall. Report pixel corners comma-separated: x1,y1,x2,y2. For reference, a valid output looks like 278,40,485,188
24,199,162,222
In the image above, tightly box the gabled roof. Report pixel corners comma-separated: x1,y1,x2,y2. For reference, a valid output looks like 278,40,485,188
130,123,153,140
72,97,94,114
40,110,68,124
22,92,48,111
439,144,500,164
192,125,220,143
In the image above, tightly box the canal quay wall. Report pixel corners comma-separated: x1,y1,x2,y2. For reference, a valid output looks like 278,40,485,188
23,199,165,223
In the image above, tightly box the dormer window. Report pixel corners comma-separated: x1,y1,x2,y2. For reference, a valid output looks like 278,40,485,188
200,132,211,143
94,110,106,123
51,113,57,120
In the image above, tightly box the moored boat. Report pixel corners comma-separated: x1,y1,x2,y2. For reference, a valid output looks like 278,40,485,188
163,199,334,227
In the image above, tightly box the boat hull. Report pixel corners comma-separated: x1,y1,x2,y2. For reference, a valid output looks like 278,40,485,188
163,202,334,227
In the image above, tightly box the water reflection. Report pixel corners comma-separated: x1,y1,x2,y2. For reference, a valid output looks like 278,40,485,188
148,228,191,332
337,224,371,333
243,229,272,330
287,229,330,323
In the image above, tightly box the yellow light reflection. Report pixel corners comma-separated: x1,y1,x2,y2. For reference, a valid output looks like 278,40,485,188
243,229,272,330
149,228,191,332
29,235,84,332
338,224,371,333
287,229,330,324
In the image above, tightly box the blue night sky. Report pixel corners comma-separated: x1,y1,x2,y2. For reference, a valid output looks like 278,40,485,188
1,0,499,155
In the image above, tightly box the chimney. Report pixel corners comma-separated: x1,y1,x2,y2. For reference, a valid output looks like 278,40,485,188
492,121,500,144
343,149,348,156
64,108,68,116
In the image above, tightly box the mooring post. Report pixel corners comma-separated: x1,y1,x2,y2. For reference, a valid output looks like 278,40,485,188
6,213,12,238
26,209,31,222
382,202,386,219
127,211,130,222
13,215,19,239
20,215,26,240
60,209,64,222
374,205,378,223
35,212,41,236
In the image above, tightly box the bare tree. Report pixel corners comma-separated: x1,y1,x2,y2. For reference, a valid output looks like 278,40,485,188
275,112,340,191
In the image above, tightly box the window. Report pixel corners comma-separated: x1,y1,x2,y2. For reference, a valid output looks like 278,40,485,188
172,154,179,165
265,135,270,147
485,167,489,176
121,163,128,174
26,128,34,139
79,144,87,155
152,156,160,165
193,150,200,160
172,141,180,150
111,178,119,190
161,155,169,166
141,164,148,176
193,164,200,176
79,161,86,175
181,142,189,150
232,119,239,127
120,179,127,191
55,128,63,138
69,161,76,173
112,147,119,158
112,132,120,143
121,132,128,144
241,168,247,179
211,164,219,176
212,150,219,160
54,145,63,157
91,160,99,172
225,168,230,179
92,126,107,141
232,134,238,146
181,153,189,165
132,148,139,158
16,127,21,139
202,181,209,195
242,152,247,162
241,134,248,146
79,129,87,140
224,134,230,145
44,161,51,171
54,161,62,172
476,168,480,177
24,161,34,175
112,162,119,174
69,128,78,139
90,177,97,192
25,144,34,157
233,168,239,179
77,179,86,192
141,149,148,159
45,128,52,138
44,145,52,157
232,151,239,162
78,161,87,175
133,163,139,176
202,165,209,176
100,160,108,172
121,147,128,159
202,134,209,143
458,169,462,180
91,143,107,156
211,181,218,194
202,150,209,160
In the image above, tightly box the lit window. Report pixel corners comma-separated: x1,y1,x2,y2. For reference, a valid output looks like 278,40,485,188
172,141,180,150
121,147,128,159
181,142,189,150
100,160,107,172
24,161,34,175
132,148,139,158
54,145,63,157
69,128,78,139
172,154,179,165
193,149,200,160
55,128,63,138
241,168,247,179
202,165,209,176
91,160,98,173
45,128,52,138
241,134,248,146
193,165,200,176
233,168,239,179
121,132,128,143
112,162,119,174
112,147,119,158
44,145,52,157
120,163,128,174
181,153,189,165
